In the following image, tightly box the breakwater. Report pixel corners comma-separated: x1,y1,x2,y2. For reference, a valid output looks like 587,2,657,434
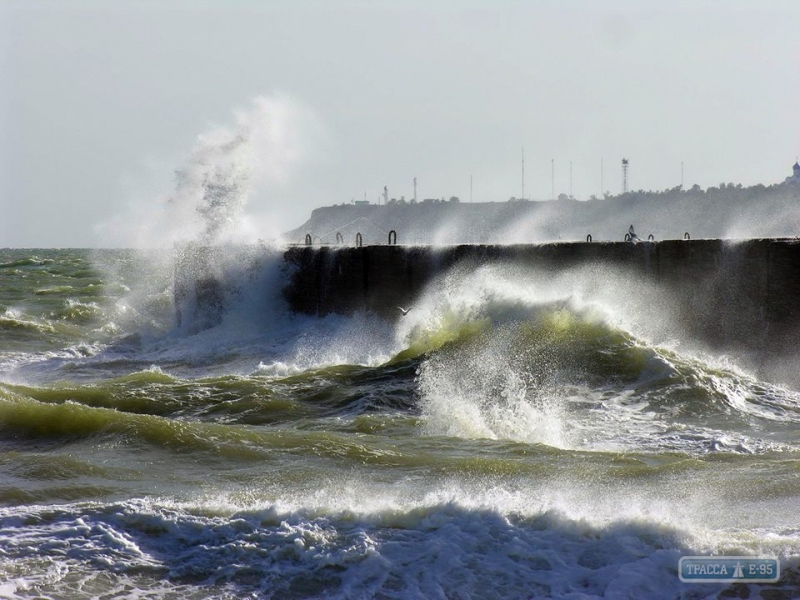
176,239,800,376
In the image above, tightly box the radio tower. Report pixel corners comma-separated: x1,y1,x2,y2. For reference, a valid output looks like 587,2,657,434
621,158,629,193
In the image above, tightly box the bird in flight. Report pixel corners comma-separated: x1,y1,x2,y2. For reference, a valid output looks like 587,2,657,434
397,306,411,316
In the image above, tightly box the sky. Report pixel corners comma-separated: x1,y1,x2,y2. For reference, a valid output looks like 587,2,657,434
1,0,799,247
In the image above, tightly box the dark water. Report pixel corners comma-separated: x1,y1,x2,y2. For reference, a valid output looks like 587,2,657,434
1,247,800,599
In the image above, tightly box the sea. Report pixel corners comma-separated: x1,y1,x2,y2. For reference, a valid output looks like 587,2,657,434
1,246,800,599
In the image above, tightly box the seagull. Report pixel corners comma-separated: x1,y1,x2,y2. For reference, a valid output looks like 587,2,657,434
397,306,411,316
628,224,640,243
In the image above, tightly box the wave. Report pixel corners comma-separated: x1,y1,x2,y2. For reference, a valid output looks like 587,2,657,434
1,496,798,600
55,299,103,324
33,285,76,295
0,256,54,269
0,387,274,460
0,310,57,334
0,374,413,456
375,265,800,455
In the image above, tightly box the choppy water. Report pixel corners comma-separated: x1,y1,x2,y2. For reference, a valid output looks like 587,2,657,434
1,247,800,599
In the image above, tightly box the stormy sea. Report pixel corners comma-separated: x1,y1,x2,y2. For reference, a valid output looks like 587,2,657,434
2,246,800,599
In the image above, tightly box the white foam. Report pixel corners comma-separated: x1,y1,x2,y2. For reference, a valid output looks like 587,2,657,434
2,491,798,600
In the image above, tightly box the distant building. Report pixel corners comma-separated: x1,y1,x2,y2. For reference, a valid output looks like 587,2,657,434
354,200,370,206
787,161,800,183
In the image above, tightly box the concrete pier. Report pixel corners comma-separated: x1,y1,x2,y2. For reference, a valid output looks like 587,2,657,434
176,239,800,378
281,239,800,359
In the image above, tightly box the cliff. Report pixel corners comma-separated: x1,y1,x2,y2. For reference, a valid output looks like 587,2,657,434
285,182,800,246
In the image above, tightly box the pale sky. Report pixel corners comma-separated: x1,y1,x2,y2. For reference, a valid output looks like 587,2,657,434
2,0,799,247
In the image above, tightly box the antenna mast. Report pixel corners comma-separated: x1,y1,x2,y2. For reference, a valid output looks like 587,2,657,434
570,160,573,198
621,158,629,193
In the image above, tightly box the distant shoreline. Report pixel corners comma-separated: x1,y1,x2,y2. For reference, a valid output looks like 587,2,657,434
287,179,800,246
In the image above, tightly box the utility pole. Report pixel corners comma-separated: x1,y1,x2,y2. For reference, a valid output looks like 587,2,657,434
413,177,417,203
601,157,604,197
570,160,573,199
470,174,473,203
681,161,684,189
551,158,555,200
521,147,525,200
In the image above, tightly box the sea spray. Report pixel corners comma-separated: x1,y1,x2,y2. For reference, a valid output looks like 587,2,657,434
91,95,324,348
98,95,319,249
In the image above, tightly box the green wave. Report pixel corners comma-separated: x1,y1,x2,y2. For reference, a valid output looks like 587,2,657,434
399,304,650,385
0,450,119,481
55,302,103,324
1,372,311,426
0,388,269,458
389,313,492,363
33,285,76,295
0,313,57,334
0,387,410,465
0,256,54,269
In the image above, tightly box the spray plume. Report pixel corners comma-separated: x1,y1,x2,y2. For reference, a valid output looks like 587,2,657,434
98,94,316,248
168,95,312,246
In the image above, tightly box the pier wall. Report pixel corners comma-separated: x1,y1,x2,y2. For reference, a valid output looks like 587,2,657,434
176,239,800,371
280,239,800,360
